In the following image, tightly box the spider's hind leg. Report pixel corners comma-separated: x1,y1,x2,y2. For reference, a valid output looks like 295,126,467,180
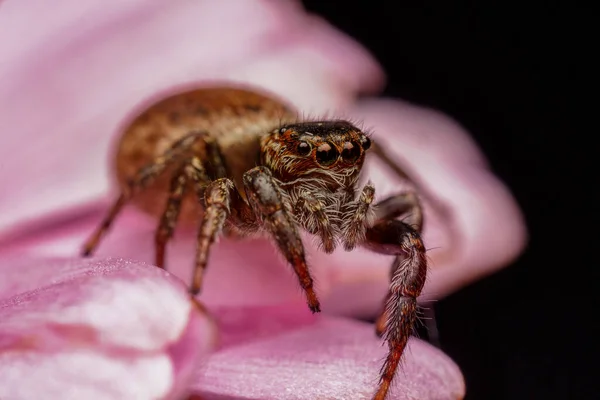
154,163,190,269
81,132,209,257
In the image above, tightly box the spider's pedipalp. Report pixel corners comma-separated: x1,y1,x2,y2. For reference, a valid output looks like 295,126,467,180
294,192,337,253
341,182,375,251
243,166,320,313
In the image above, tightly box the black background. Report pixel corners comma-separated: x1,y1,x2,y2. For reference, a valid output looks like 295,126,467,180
303,2,594,399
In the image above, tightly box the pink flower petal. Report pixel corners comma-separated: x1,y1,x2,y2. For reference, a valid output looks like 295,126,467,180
0,256,216,399
0,210,332,308
0,0,382,237
193,306,465,400
0,2,517,398
316,98,528,316
0,0,525,314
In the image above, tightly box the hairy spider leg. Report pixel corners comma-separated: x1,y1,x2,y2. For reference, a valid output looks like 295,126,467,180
200,134,228,180
361,192,426,400
294,192,338,253
189,176,237,295
155,131,231,270
341,183,376,251
370,192,423,337
184,128,261,295
81,131,209,258
243,166,321,313
154,163,190,268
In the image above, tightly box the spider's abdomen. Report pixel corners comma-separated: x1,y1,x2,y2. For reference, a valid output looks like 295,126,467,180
115,86,295,223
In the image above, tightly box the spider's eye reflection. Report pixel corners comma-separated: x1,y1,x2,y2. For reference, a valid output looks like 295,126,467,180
341,141,361,162
316,142,339,166
296,141,311,155
361,136,371,150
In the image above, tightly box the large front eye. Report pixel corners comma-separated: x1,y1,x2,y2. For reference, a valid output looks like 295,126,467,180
341,141,361,162
296,141,311,156
316,142,339,166
361,136,371,150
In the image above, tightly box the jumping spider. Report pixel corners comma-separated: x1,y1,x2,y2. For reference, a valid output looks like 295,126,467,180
83,87,428,400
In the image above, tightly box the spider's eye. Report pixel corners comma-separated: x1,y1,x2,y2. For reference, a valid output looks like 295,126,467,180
296,141,311,156
316,142,339,166
361,136,371,150
341,141,361,162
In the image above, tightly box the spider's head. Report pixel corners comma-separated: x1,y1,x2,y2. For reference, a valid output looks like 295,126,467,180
261,120,371,187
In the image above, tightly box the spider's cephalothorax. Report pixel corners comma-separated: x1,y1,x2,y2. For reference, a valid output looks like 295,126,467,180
261,120,371,185
261,120,375,253
82,87,429,400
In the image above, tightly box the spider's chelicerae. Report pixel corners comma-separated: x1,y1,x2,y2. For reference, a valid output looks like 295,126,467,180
83,87,428,400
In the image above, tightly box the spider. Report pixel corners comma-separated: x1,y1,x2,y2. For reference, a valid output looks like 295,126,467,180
82,86,429,400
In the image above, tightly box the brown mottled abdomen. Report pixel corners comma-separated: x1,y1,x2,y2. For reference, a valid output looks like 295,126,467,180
115,86,296,223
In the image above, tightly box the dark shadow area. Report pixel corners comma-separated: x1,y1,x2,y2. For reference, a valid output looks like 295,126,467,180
303,2,594,399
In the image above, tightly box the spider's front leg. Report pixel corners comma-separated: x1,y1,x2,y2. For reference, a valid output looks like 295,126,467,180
362,192,426,400
243,166,321,313
187,165,254,295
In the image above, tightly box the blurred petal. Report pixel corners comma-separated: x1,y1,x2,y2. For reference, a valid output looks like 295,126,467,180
0,256,216,399
0,1,516,398
194,306,465,400
317,99,527,316
0,0,382,237
0,1,525,314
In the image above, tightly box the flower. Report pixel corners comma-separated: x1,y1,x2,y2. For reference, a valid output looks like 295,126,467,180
0,0,525,398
